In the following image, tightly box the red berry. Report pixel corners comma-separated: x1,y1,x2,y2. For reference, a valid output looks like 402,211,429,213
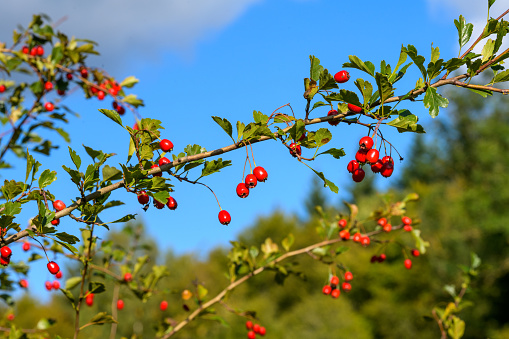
348,103,362,113
109,87,118,96
253,166,268,182
116,105,125,115
366,149,379,164
44,81,53,91
402,216,412,225
1,246,12,258
66,73,73,80
347,160,359,173
30,47,37,56
403,225,413,232
86,293,94,306
158,157,171,166
124,272,133,282
154,200,165,209
352,233,362,242
151,164,162,177
371,160,383,173
53,200,66,211
344,271,353,281
22,46,29,54
236,183,250,198
246,321,253,330
112,101,118,109
0,257,10,266
378,254,387,262
380,162,394,178
133,123,139,130
330,276,339,285
404,259,412,269
377,218,387,226
166,196,178,210
338,219,347,228
57,89,65,95
6,314,14,321
331,289,340,298
56,271,63,279
383,224,392,232
334,70,350,83
322,285,332,295
0,85,5,93
52,280,60,289
327,109,339,126
253,324,261,333
289,143,301,157
342,282,352,292
360,236,370,246
160,300,168,311
259,327,266,336
352,168,365,183
371,255,378,263
51,218,60,226
97,90,105,100
117,299,124,310
245,174,258,188
382,156,394,164
137,191,150,205
411,249,420,257
355,149,367,163
160,139,174,152
19,279,28,288
47,261,60,275
359,136,374,150
218,210,231,225
80,68,89,79
247,331,256,339
36,46,44,56
339,230,350,240
44,102,54,111
45,281,52,291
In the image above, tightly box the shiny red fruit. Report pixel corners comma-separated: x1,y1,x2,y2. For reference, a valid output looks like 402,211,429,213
6,314,14,321
117,299,124,310
124,272,133,282
158,157,171,166
342,282,352,292
236,183,249,198
22,46,29,54
116,105,125,115
36,46,44,56
382,156,394,164
366,149,379,164
359,136,374,150
344,271,353,281
47,261,60,275
330,276,339,285
338,219,347,228
383,224,392,232
380,162,394,178
137,191,150,205
22,242,30,251
355,149,367,163
30,47,37,56
352,168,365,182
253,324,261,333
371,160,383,173
151,164,162,177
334,70,350,83
52,280,60,289
66,73,73,80
331,289,340,298
246,321,253,330
402,216,412,225
248,331,256,339
160,300,168,311
404,225,413,232
167,196,178,210
253,166,268,182
339,230,350,240
53,200,66,211
218,210,231,225
377,218,387,226
44,102,54,111
45,281,52,291
361,236,370,246
154,200,165,209
378,253,387,262
404,259,412,269
327,109,339,126
347,160,359,173
160,139,174,152
259,326,266,336
411,249,420,257
245,174,258,188
0,257,10,266
56,271,62,279
19,279,28,288
289,143,301,157
80,68,89,79
86,293,94,306
0,85,5,93
352,233,362,242
322,285,332,295
44,81,53,91
97,90,105,100
1,246,12,258
51,218,60,226
348,103,362,113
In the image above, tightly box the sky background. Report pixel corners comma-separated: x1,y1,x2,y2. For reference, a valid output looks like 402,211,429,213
0,0,508,298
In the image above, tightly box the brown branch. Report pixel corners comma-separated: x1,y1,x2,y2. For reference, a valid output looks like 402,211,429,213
451,80,509,94
432,308,447,339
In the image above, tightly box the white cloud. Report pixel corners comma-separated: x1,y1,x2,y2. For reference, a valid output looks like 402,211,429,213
0,0,263,72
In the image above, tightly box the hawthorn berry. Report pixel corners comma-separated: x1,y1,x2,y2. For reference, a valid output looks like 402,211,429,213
117,299,125,310
22,46,29,54
218,210,231,225
403,225,413,232
151,164,162,177
52,281,60,289
334,70,350,83
327,109,339,126
45,281,52,291
47,261,60,275
236,183,250,198
342,282,352,292
347,160,359,173
339,230,350,240
246,321,253,330
331,289,340,298
253,324,261,333
19,279,28,288
371,160,383,173
0,84,5,93
80,68,89,79
30,47,37,56
133,122,139,130
338,219,347,228
124,272,133,282
411,249,420,257
259,327,266,336
352,233,362,242
44,81,53,91
382,155,394,164
117,105,125,115
348,103,363,113
158,157,171,166
330,276,339,285
371,255,378,263
53,200,66,211
6,314,14,321
245,174,258,188
378,253,387,262
167,196,178,210
404,259,412,269
402,216,412,225
380,162,394,178
51,218,60,226
359,136,374,150
160,139,174,152
383,224,392,232
366,149,379,164
247,331,256,339
360,236,370,246
154,200,165,209
253,166,268,182
137,191,150,205
97,90,105,100
1,246,12,258
160,300,168,311
36,46,44,56
86,293,94,306
109,87,118,96
355,149,367,163
289,143,301,157
66,73,73,80
44,102,54,111
0,257,10,266
344,271,353,281
57,89,65,96
352,168,365,183
322,285,332,295
56,271,63,279
377,218,387,226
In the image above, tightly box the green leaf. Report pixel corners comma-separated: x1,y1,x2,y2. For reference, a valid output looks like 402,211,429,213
288,119,306,143
62,165,82,186
402,45,427,80
466,87,493,98
310,168,338,193
282,233,294,252
317,148,345,159
324,89,361,105
68,146,81,170
153,191,170,204
481,39,495,62
102,165,122,182
354,79,373,106
98,109,123,127
201,158,232,177
236,121,245,142
375,73,394,101
65,276,82,290
60,289,75,307
387,110,425,133
111,214,136,223
38,169,57,189
343,55,375,76
310,101,329,112
454,15,474,49
447,316,465,339
444,284,456,298
36,318,57,330
119,76,139,88
443,58,466,72
2,202,21,216
55,232,80,244
253,111,270,124
488,0,496,10
493,69,509,83
389,50,409,83
335,246,349,255
314,128,332,147
318,69,338,91
470,252,482,269
410,229,430,254
423,87,449,118
309,55,324,81
430,45,440,64
121,94,144,107
197,284,208,300
88,281,106,294
211,116,233,141
51,45,64,64
88,312,117,325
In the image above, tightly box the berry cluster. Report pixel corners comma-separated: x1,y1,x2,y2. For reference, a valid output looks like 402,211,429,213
246,320,266,338
0,246,12,266
346,136,394,182
45,271,62,291
337,219,371,245
236,166,268,199
322,271,353,299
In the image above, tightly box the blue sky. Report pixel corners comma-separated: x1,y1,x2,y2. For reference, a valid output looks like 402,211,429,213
1,0,507,297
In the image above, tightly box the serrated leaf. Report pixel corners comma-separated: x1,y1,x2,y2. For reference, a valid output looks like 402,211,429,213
102,165,122,182
309,55,324,81
492,69,509,83
343,55,375,76
318,69,338,91
88,281,106,294
98,109,123,126
375,72,394,101
444,58,465,72
310,101,329,112
314,128,332,147
55,232,80,244
68,146,81,170
212,116,233,141
423,87,449,118
65,276,83,290
402,45,427,80
2,201,21,216
201,158,232,177
317,148,345,159
354,79,373,106
2,180,24,200
236,121,245,142
324,89,361,105
454,15,474,49
111,214,136,223
310,168,338,193
481,39,495,62
62,165,82,186
38,169,57,189
253,111,269,124
387,110,425,133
